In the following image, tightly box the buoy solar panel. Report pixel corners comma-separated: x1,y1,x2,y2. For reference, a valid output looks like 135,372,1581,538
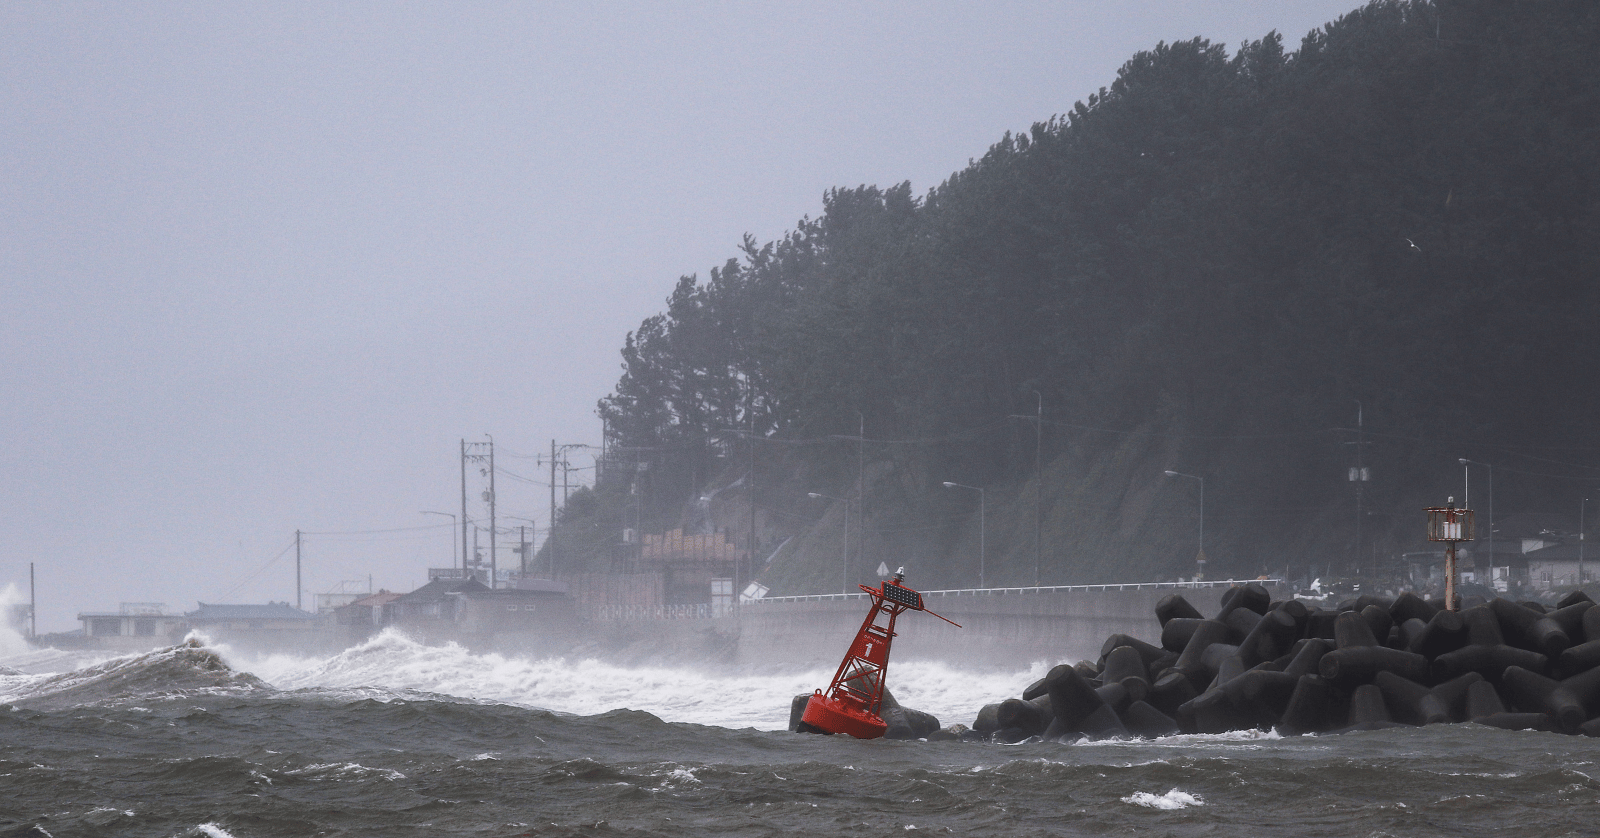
881,582,923,610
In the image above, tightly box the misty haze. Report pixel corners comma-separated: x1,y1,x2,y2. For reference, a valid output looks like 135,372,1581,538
3,2,1598,836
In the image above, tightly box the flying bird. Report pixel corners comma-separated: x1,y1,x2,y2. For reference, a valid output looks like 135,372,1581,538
1406,238,1422,253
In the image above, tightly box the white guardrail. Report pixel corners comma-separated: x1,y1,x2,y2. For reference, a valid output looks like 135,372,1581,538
585,579,1281,621
588,603,740,621
746,578,1281,605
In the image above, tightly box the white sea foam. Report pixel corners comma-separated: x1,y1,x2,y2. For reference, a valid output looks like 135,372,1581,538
195,824,237,838
217,628,1037,730
1123,789,1204,809
1076,728,1283,748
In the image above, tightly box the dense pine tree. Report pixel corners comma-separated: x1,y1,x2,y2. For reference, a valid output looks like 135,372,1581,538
565,0,1600,593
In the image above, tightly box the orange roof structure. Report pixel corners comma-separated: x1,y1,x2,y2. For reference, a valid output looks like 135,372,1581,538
640,528,748,564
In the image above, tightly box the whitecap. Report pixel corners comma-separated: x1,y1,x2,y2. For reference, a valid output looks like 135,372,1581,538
285,762,405,781
1123,789,1204,809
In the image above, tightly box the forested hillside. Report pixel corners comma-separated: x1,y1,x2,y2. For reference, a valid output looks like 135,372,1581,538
549,0,1600,594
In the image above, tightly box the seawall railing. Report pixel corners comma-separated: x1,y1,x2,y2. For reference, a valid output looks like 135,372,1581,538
588,603,739,621
745,578,1282,606
585,579,1282,621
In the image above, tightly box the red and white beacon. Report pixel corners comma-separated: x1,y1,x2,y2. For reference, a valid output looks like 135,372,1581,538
800,568,960,739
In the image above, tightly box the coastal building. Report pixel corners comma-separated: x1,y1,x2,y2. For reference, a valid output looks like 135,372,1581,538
1525,543,1594,590
74,603,187,650
184,601,319,650
387,576,576,645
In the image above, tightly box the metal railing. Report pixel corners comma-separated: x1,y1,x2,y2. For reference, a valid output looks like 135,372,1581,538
744,578,1282,605
587,602,739,621
583,579,1282,620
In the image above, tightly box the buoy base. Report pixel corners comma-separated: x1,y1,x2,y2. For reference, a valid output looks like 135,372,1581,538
800,692,888,739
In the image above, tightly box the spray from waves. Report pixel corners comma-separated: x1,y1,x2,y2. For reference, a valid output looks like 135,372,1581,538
220,628,1043,730
0,582,31,660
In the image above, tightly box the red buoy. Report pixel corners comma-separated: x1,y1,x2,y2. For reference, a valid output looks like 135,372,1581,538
801,569,960,738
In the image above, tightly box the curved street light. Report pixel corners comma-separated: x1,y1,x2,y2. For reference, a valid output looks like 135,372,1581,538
809,492,849,594
1460,459,1493,582
942,482,986,588
420,510,458,571
1163,470,1205,579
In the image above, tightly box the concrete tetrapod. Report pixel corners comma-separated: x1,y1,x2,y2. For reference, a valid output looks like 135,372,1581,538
958,588,1600,745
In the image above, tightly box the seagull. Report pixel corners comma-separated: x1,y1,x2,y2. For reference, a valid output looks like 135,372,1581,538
1406,238,1422,253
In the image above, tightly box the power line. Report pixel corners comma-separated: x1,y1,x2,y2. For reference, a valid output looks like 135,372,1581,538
213,537,297,602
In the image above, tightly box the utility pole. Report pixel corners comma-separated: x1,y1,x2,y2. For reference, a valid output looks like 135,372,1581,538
520,524,529,576
487,434,497,589
29,562,36,639
460,439,470,577
461,438,495,584
550,438,558,578
295,529,302,610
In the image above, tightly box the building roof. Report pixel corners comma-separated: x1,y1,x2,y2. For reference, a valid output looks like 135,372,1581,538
347,590,403,608
392,577,490,603
1492,513,1576,541
187,602,316,621
1524,542,1597,562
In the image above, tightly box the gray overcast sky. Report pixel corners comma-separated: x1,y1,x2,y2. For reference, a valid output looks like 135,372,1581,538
2,1,1361,631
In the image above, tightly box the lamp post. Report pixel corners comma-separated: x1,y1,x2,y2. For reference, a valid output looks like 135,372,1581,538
1460,459,1493,582
942,482,986,588
1164,470,1205,580
502,515,541,578
420,511,458,572
1031,390,1042,586
1582,497,1589,587
809,492,849,594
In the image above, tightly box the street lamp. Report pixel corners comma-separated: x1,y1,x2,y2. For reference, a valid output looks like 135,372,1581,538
1460,459,1493,580
1581,497,1589,587
942,482,986,588
420,511,458,571
1164,470,1205,580
809,492,849,594
502,515,541,578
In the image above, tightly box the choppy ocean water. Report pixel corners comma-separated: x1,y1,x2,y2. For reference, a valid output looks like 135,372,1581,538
2,626,1598,838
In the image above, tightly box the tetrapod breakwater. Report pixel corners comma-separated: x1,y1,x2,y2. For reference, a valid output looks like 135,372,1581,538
739,579,1292,671
965,585,1600,742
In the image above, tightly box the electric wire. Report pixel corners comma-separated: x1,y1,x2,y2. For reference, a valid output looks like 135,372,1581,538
212,537,297,603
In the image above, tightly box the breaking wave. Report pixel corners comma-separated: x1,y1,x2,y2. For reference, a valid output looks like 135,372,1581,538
215,628,1043,729
0,623,1040,729
0,636,267,709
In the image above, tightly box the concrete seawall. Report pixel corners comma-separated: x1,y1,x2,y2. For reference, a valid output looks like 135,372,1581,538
736,580,1293,671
